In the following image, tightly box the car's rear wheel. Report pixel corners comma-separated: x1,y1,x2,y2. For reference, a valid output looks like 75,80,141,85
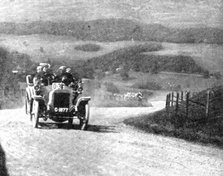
25,95,28,114
25,93,30,115
32,100,39,128
79,103,89,130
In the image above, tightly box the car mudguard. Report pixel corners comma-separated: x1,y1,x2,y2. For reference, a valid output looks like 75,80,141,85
75,97,91,110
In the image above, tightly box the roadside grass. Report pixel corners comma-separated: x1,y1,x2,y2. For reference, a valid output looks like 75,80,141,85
124,86,223,147
124,110,223,147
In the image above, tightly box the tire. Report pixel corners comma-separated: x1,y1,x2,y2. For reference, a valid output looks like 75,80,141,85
25,93,30,115
79,103,90,130
32,100,39,128
68,118,73,125
29,99,33,121
25,94,33,121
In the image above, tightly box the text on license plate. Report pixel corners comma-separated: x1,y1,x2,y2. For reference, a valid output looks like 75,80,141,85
54,107,69,112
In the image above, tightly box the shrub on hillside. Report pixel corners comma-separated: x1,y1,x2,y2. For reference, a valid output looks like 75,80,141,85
203,70,210,78
212,72,222,80
88,45,207,75
104,82,120,94
120,66,129,80
75,44,101,52
132,81,162,90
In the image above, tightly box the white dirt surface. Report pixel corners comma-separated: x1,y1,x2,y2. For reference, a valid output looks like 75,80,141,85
0,101,223,176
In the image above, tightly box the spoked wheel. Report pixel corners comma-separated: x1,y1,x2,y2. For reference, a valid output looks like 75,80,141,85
25,95,28,114
25,94,33,121
29,99,33,121
25,93,30,115
79,103,90,130
32,100,39,128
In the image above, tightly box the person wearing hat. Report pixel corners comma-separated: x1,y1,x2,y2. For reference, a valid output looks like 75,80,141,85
42,64,54,86
61,67,75,86
33,65,44,87
53,66,67,83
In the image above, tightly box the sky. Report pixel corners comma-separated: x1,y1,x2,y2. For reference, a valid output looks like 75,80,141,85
0,0,222,28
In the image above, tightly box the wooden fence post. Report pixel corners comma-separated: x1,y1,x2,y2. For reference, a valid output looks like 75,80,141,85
205,90,210,118
186,92,190,118
175,92,179,115
181,91,184,101
166,94,169,112
171,92,174,107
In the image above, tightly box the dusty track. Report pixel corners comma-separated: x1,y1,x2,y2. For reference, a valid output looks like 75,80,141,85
0,101,223,176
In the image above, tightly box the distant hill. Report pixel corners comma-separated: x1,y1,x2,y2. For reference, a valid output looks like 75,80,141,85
63,44,208,79
0,19,223,43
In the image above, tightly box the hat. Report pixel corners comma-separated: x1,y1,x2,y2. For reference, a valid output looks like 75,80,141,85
36,65,43,70
59,66,66,70
40,63,50,69
66,67,71,73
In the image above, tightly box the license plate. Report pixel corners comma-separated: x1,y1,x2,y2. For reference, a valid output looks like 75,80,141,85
54,107,69,113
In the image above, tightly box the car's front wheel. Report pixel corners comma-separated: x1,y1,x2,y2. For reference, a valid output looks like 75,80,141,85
79,103,89,130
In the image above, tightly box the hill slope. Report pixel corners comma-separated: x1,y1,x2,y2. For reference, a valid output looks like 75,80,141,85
124,85,223,147
0,19,223,43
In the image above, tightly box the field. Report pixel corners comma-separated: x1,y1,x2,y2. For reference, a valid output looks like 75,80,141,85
1,33,223,74
147,42,223,74
0,34,139,62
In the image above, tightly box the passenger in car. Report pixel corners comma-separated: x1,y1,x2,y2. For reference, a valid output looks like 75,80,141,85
42,64,55,86
53,66,67,83
33,65,44,87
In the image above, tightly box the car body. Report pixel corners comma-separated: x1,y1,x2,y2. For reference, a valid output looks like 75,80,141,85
25,75,90,130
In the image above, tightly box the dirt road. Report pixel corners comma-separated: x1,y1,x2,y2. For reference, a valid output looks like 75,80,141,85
0,101,223,176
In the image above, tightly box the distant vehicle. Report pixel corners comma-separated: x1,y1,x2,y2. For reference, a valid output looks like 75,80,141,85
25,74,91,130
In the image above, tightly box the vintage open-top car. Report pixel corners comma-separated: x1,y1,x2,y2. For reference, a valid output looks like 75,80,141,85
25,75,91,130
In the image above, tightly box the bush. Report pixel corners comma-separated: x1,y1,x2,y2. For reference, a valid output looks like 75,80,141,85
75,44,101,52
104,82,120,93
132,81,162,90
203,70,210,78
213,72,221,80
120,69,129,80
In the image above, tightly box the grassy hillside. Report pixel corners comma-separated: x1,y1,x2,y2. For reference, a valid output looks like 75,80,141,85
87,43,207,75
0,47,36,109
0,19,223,43
124,85,223,147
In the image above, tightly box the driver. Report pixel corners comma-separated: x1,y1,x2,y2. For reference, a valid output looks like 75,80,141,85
61,67,75,87
53,66,67,83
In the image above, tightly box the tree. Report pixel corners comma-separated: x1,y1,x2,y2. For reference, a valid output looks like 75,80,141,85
120,65,129,80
